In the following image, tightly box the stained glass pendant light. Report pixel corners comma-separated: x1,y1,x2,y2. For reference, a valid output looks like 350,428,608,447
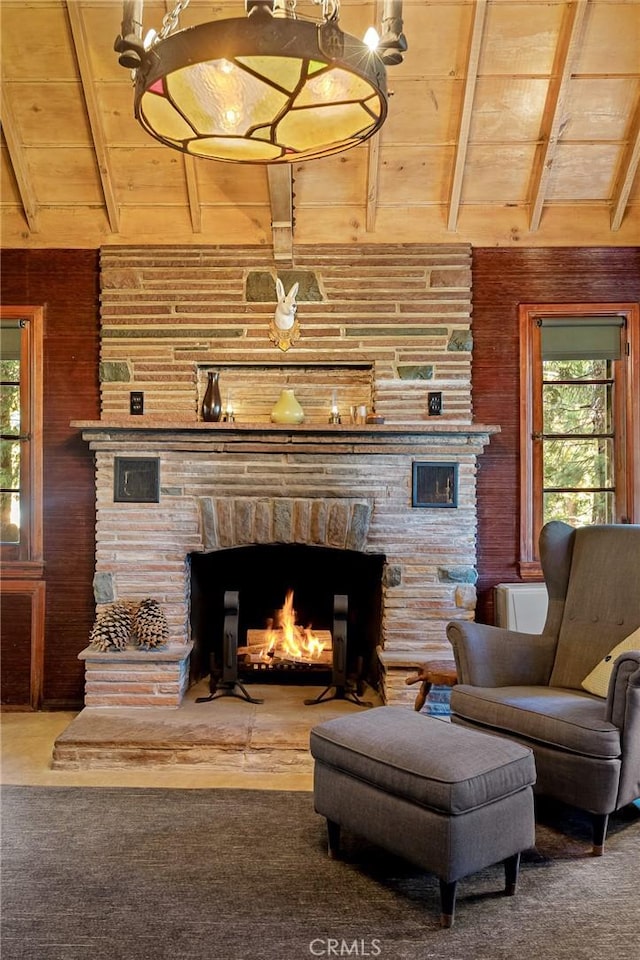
115,0,400,164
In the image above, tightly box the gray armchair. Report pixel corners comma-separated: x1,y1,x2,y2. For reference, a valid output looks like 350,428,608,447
447,521,640,855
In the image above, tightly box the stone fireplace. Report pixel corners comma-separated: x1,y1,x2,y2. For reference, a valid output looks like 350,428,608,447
73,243,499,710
75,420,497,706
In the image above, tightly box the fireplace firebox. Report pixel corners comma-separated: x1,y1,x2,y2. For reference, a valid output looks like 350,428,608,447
190,544,385,701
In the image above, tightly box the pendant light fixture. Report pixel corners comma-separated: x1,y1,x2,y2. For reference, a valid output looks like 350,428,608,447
115,0,407,165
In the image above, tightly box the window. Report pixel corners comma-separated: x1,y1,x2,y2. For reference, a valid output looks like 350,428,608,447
519,303,639,578
0,307,43,573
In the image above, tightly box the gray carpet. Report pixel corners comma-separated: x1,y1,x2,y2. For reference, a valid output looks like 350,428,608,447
1,786,638,960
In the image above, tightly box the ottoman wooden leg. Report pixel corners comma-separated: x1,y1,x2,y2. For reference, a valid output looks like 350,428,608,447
438,879,457,928
504,852,521,896
326,819,341,859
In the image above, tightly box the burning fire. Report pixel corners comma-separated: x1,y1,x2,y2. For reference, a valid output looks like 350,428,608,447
261,590,327,663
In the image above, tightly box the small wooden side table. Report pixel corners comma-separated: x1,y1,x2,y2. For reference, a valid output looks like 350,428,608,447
405,659,458,712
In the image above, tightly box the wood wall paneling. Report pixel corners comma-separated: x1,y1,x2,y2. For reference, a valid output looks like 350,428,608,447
1,250,100,707
472,247,640,623
0,581,45,709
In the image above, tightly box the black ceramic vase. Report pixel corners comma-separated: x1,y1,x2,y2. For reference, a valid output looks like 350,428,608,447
202,371,222,422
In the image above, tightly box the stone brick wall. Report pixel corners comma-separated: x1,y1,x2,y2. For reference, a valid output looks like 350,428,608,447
79,644,190,708
99,244,472,424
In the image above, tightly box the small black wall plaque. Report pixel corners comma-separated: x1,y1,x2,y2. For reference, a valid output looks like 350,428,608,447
412,462,458,508
114,457,160,503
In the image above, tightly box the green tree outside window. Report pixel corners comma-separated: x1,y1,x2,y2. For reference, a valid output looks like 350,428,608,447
0,336,22,544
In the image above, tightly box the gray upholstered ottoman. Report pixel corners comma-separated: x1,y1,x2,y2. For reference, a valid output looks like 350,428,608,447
310,706,536,927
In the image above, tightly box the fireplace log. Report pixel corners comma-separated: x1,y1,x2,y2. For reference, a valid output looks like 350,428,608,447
244,630,333,649
242,630,333,667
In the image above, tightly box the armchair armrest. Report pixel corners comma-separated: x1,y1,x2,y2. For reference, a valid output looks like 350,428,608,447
446,620,557,687
607,651,640,727
606,652,640,808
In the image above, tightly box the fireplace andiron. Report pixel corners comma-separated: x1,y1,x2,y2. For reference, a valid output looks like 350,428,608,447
196,590,264,705
304,594,372,707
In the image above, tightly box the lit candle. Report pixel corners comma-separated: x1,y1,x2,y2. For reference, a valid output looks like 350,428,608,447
329,391,341,424
225,391,235,422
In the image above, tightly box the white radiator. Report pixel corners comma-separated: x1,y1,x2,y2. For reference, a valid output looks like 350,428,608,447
495,583,548,633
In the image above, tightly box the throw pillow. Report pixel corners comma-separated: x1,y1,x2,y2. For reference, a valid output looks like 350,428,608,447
581,626,640,698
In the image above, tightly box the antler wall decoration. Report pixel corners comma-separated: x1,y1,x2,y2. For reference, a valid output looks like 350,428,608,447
269,277,300,351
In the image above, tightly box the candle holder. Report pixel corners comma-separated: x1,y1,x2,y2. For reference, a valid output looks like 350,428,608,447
223,391,235,423
329,391,341,424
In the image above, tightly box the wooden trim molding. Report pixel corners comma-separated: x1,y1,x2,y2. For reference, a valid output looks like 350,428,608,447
518,302,639,578
0,305,44,566
0,579,46,710
0,561,45,579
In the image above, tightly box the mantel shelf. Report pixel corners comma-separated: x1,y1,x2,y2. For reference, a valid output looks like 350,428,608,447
71,419,501,439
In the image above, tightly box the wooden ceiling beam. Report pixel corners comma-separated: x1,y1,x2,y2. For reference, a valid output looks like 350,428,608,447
0,85,39,233
65,0,120,233
157,1,202,234
366,133,381,232
527,0,588,233
183,156,202,233
610,100,640,232
366,0,384,233
447,0,487,232
267,165,294,262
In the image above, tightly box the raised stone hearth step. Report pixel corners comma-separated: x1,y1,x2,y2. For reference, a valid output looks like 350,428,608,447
52,680,384,773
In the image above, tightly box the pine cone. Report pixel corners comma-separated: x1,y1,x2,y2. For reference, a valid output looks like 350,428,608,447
132,597,169,650
89,600,136,652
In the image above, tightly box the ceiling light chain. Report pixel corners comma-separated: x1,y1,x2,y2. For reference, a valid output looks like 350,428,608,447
157,0,191,42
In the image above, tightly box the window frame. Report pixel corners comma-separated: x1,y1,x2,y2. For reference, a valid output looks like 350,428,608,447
519,302,640,579
0,306,44,576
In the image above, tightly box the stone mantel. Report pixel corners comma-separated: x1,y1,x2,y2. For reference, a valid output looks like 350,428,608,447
72,420,500,454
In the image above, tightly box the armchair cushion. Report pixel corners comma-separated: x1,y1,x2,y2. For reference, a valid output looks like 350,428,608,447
581,627,640,698
450,686,621,759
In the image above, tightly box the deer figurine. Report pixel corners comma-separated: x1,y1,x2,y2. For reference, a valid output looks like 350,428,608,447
269,277,300,351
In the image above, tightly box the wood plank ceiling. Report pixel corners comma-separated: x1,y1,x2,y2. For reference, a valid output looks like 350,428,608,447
1,0,639,257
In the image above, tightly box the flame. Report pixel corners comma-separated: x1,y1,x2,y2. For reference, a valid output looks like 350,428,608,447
261,590,326,662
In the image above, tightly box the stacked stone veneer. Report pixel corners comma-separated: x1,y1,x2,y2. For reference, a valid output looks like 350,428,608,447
99,244,473,423
82,243,496,708
79,644,191,708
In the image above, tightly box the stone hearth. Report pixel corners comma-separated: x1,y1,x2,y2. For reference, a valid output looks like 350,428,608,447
53,678,384,773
